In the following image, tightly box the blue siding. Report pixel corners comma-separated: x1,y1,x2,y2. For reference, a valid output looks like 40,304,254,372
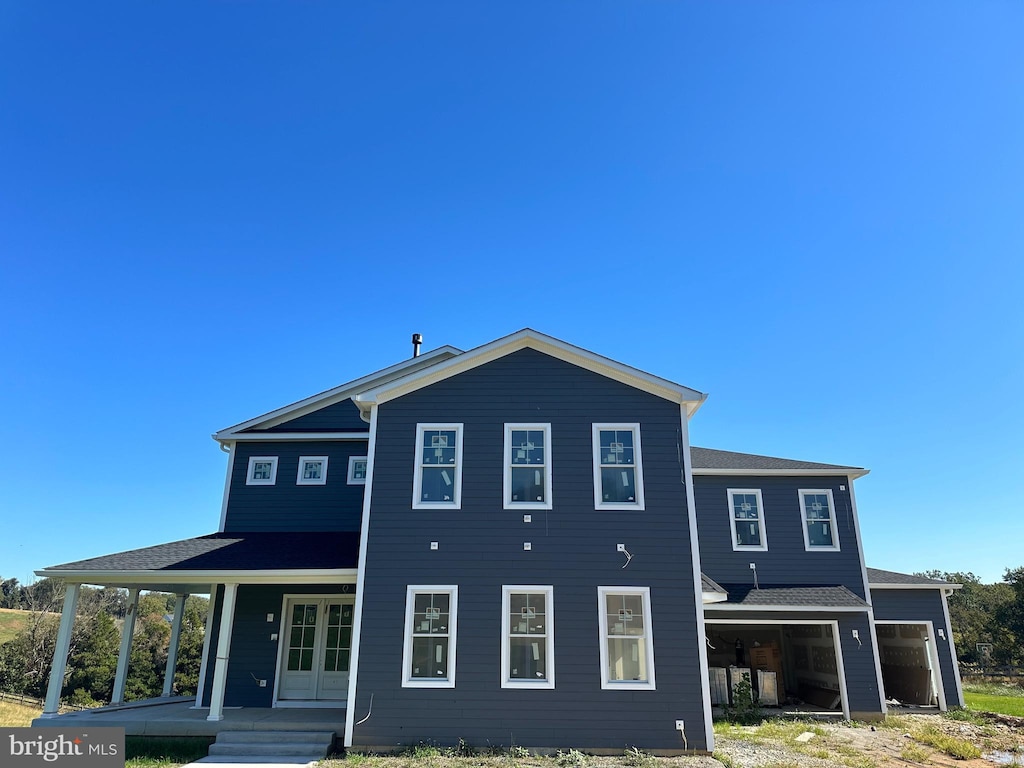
225,441,368,531
693,476,868,600
258,399,368,432
870,588,962,707
352,348,707,752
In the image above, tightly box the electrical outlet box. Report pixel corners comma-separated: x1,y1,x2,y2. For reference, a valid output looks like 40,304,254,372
430,541,439,550
523,542,532,551
617,544,626,552
271,633,278,641
749,562,756,570
675,720,685,731
258,679,267,688
852,629,860,640
266,613,274,622
523,514,532,523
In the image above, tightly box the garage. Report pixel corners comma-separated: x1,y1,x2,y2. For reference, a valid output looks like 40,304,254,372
873,621,945,710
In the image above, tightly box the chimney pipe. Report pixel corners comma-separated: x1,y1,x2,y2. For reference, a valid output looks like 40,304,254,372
412,333,422,358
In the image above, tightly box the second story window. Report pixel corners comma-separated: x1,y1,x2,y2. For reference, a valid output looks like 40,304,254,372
246,456,278,486
297,456,328,485
728,489,768,551
347,456,368,485
413,424,464,509
592,424,645,510
504,424,552,509
799,489,840,551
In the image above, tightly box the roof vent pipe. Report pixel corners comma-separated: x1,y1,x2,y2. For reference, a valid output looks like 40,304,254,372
412,333,422,358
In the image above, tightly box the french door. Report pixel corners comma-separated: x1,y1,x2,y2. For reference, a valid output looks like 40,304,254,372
276,596,354,703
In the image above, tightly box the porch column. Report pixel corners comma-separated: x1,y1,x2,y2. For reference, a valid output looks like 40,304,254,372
162,593,188,697
40,583,80,717
192,585,217,708
207,582,238,722
111,588,140,705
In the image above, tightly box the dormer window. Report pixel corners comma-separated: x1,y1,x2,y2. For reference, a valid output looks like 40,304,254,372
413,424,463,509
246,456,278,486
297,456,328,486
592,424,645,510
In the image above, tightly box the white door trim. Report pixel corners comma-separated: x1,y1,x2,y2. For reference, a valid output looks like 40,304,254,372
272,592,353,708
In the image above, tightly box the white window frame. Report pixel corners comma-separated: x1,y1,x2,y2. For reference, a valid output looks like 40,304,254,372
501,585,555,689
503,423,553,510
597,586,656,690
591,423,645,510
728,488,768,552
799,488,841,552
401,585,458,688
347,456,368,485
296,455,328,486
246,456,278,486
412,424,464,509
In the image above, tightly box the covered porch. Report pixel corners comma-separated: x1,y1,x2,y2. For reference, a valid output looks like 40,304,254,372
33,531,359,726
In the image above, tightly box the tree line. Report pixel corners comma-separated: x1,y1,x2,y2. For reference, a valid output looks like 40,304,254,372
0,577,208,707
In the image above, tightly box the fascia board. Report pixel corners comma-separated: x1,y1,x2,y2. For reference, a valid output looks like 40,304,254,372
693,468,870,479
869,583,962,590
35,569,358,585
702,592,730,604
225,432,370,442
213,346,462,440
352,329,706,412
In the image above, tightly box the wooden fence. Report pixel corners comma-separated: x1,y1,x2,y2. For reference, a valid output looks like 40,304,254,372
0,691,88,712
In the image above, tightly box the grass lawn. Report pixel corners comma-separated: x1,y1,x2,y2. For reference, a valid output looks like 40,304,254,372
0,700,40,727
0,608,32,644
125,737,211,768
965,692,1024,717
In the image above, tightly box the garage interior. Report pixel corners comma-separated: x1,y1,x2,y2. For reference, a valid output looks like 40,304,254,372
874,622,941,709
705,622,844,714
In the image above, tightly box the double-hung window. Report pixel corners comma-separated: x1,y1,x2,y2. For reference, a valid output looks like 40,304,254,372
799,489,840,551
413,424,463,509
598,587,655,690
728,489,767,551
246,456,278,486
504,424,552,510
592,424,645,510
296,456,328,485
401,586,458,688
501,586,554,689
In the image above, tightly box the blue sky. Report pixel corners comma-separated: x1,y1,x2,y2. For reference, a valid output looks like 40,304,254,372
1,2,1021,585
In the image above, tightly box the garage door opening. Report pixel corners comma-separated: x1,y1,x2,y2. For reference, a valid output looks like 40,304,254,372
705,621,848,718
874,622,944,711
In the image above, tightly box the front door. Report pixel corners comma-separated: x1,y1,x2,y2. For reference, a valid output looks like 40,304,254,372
277,596,354,702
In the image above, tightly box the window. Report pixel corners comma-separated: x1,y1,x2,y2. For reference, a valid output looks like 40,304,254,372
413,424,464,509
598,587,655,690
246,456,278,486
728,489,768,551
501,586,554,689
592,424,645,510
347,456,368,485
799,489,840,551
504,424,552,510
296,456,328,485
401,586,458,688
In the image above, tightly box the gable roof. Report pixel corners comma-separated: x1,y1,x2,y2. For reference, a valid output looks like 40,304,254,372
867,567,960,589
214,345,462,441
352,328,707,417
691,447,868,478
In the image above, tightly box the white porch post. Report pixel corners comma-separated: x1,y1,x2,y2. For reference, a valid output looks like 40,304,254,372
111,588,140,705
41,583,80,717
162,593,188,697
192,585,217,708
207,582,238,721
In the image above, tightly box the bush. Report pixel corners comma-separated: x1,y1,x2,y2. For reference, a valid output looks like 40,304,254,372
555,748,588,767
723,674,762,725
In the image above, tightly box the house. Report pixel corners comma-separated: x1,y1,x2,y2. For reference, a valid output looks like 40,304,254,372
33,330,962,754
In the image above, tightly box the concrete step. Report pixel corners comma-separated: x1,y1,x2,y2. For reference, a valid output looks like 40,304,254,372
216,732,334,745
208,744,327,758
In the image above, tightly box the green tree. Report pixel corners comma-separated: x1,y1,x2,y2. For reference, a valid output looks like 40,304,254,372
66,611,120,704
919,570,1018,665
124,594,171,701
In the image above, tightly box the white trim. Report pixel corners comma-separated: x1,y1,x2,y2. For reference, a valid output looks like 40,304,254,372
694,468,870,479
706,618,851,720
681,406,715,751
872,619,947,711
401,585,459,688
192,584,217,709
500,585,555,689
799,489,840,551
869,583,963,590
702,591,729,604
592,423,645,511
36,569,357,585
727,488,768,552
271,592,355,707
246,456,278,486
352,330,707,417
218,443,235,532
412,424,464,510
207,583,238,721
213,346,462,439
163,593,188,697
597,586,656,691
347,456,368,485
704,603,869,613
503,424,553,510
345,405,379,747
226,432,371,442
940,589,965,706
296,456,329,486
